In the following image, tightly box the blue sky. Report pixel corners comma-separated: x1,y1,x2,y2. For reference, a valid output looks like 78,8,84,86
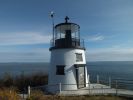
0,0,133,62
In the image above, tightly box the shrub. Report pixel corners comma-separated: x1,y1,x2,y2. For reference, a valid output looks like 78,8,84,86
0,87,20,100
0,72,48,93
27,90,45,100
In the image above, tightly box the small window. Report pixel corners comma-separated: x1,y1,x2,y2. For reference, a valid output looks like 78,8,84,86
76,53,83,62
56,65,65,75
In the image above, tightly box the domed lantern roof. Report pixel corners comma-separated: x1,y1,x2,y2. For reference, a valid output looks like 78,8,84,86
55,16,80,35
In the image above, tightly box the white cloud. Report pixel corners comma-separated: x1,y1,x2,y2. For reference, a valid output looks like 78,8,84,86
86,47,133,61
0,32,52,45
85,33,104,42
0,31,52,62
0,48,50,62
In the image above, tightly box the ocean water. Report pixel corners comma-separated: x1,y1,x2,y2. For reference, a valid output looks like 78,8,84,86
0,63,49,76
87,61,133,90
0,61,133,90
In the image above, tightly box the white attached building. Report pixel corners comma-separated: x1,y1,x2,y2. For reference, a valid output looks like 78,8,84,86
48,16,89,93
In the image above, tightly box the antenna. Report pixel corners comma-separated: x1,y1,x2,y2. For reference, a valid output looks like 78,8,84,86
50,11,55,46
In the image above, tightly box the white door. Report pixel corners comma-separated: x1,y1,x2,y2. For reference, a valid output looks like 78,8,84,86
76,66,85,88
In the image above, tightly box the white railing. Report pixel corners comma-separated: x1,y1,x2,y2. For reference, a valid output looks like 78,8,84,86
30,74,133,96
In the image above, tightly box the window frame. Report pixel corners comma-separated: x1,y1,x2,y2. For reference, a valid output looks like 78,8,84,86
56,65,65,75
76,53,83,62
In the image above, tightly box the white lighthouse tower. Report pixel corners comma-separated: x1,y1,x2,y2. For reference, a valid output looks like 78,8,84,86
48,16,89,93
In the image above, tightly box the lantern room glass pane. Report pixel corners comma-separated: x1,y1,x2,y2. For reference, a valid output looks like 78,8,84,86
56,24,79,34
55,23,80,40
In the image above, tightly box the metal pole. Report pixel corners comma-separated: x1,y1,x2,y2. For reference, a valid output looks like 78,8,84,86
50,11,55,46
115,80,118,95
87,74,89,87
83,39,85,48
97,75,99,84
109,77,111,88
88,74,90,95
89,82,91,95
28,86,30,98
59,83,61,94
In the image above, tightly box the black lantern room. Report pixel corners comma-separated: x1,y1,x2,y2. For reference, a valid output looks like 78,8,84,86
50,16,85,50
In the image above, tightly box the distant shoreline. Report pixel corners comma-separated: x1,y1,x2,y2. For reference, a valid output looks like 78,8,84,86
0,60,133,63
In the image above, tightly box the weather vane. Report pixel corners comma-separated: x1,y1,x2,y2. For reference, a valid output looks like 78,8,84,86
50,11,54,18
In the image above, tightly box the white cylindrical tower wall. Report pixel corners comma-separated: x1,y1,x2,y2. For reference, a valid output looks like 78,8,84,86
48,48,88,92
